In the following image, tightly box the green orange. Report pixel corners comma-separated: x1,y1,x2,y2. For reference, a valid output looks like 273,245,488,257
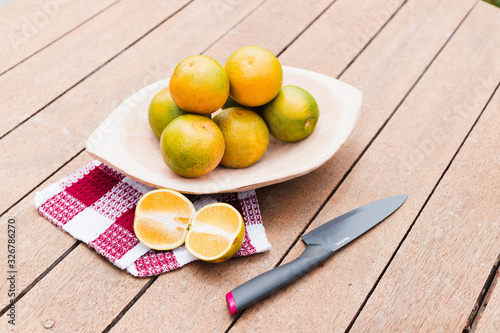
148,87,187,138
160,114,225,178
262,85,319,142
169,55,229,114
213,107,269,168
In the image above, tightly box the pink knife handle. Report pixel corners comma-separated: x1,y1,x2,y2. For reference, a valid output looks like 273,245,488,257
225,244,333,314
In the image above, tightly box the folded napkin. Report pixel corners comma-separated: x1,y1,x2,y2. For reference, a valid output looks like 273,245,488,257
34,160,271,277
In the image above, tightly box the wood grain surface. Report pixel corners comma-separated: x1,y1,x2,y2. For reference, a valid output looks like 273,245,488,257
113,0,488,331
1,0,499,332
230,1,500,331
0,0,191,138
0,0,117,74
351,62,500,332
0,152,93,306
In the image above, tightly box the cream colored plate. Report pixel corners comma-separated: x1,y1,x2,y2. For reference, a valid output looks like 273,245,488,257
85,66,362,194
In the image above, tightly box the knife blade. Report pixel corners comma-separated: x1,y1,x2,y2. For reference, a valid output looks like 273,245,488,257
225,194,408,315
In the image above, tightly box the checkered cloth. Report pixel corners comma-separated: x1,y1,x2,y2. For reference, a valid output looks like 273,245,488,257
34,161,271,277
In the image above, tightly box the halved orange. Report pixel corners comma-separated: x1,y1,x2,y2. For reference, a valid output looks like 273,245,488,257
185,203,245,263
134,189,195,250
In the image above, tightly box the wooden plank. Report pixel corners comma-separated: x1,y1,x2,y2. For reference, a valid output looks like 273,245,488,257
476,270,500,332
0,0,192,138
0,0,117,74
9,245,146,331
279,0,403,74
0,0,404,330
230,1,500,331
350,79,500,332
0,0,264,214
0,152,93,306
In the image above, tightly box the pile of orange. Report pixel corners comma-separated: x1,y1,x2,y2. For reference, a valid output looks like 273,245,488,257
147,45,320,178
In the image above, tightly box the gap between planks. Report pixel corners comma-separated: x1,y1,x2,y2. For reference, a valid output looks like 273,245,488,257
0,241,80,317
101,276,159,333
0,0,117,75
199,0,269,55
0,148,85,220
467,253,500,332
275,0,340,57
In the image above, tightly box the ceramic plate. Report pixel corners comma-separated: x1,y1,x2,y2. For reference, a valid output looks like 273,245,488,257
85,66,362,194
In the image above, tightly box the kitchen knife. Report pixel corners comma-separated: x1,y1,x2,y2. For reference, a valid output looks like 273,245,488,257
225,194,408,315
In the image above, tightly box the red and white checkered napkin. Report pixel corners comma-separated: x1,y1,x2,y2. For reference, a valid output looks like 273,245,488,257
34,160,271,277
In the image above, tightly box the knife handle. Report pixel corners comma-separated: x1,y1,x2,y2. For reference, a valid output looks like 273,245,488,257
226,244,333,315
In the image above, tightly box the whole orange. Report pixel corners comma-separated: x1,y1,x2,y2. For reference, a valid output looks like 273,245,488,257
213,107,269,168
262,85,319,142
225,46,282,107
169,55,229,115
160,114,225,178
148,87,186,138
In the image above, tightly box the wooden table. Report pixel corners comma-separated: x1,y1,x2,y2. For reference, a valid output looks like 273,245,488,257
1,0,500,332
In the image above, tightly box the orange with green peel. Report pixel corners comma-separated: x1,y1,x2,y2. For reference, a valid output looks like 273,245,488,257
160,114,225,178
262,85,320,142
148,87,187,138
169,55,229,114
185,202,245,263
225,46,283,107
213,107,269,168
